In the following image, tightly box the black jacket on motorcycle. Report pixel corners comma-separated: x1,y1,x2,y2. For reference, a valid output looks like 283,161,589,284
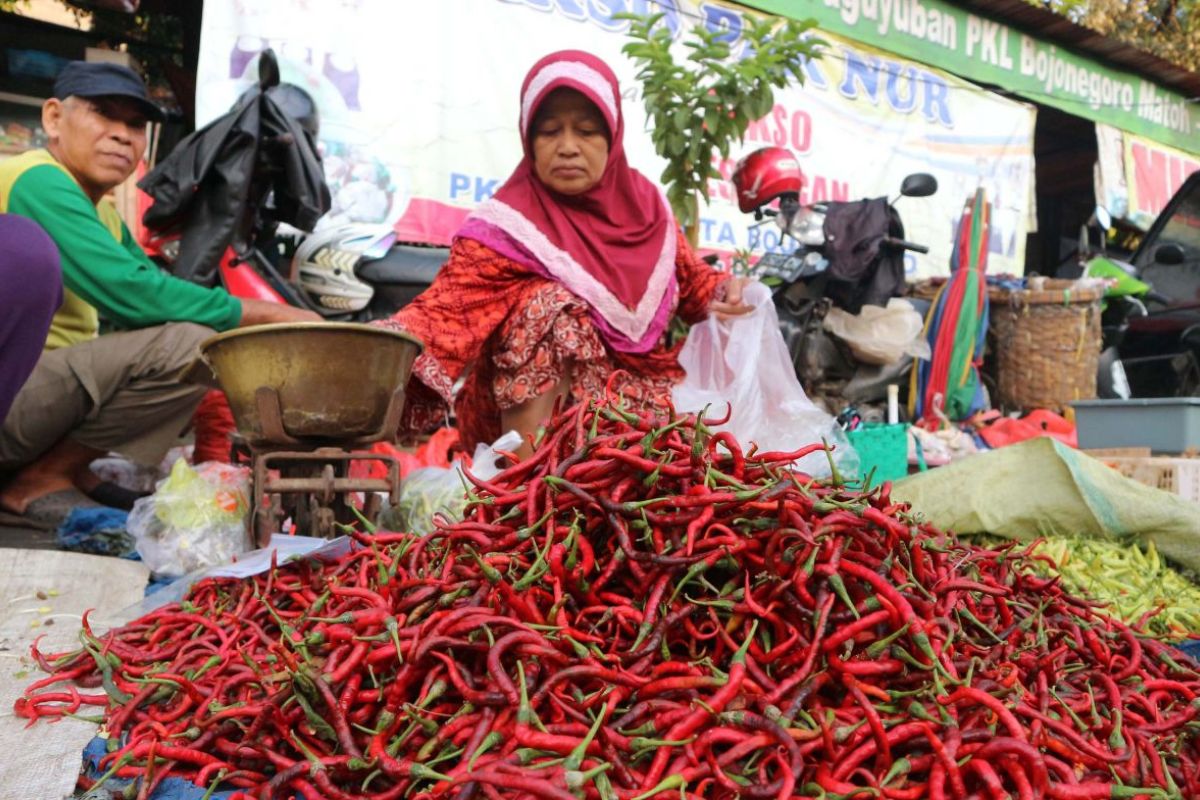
821,198,905,314
138,91,331,285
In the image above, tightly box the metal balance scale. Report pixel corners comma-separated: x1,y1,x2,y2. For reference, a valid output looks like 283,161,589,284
200,323,423,544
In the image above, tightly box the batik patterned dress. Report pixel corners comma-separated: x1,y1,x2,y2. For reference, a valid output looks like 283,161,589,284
376,230,727,450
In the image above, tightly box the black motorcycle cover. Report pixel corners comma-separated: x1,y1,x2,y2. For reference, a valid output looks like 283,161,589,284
138,92,331,285
821,197,905,314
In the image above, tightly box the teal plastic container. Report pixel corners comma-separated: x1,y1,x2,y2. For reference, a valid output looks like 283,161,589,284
847,423,910,486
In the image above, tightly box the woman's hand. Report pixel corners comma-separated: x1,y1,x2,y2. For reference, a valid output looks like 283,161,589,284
709,276,756,320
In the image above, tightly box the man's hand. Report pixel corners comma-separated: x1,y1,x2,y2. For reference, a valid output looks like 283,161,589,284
237,298,322,326
709,276,755,320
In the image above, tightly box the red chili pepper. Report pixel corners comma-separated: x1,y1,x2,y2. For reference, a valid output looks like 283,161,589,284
15,396,1200,800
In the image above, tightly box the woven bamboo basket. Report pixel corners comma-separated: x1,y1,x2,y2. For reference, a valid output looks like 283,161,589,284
987,279,1103,413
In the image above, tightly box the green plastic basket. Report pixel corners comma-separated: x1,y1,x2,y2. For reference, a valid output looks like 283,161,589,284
847,423,910,486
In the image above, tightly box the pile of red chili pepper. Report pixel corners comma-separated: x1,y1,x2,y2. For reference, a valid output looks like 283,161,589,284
17,397,1200,800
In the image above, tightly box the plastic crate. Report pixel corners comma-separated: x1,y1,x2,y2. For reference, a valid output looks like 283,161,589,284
847,423,909,486
1097,455,1200,505
1071,398,1200,453
1083,447,1152,458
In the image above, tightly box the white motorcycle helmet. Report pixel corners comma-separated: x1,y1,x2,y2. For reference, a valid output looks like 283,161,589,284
294,224,395,314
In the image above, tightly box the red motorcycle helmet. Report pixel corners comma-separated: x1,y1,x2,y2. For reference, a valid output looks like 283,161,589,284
731,146,804,213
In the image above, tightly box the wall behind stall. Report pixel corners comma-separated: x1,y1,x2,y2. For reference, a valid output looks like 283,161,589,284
195,0,1037,279
1028,103,1097,276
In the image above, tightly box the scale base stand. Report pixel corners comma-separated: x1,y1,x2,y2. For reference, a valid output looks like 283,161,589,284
243,445,400,545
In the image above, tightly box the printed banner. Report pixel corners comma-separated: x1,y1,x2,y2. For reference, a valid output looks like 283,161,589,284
1124,133,1200,231
745,0,1200,155
1096,124,1200,230
196,0,1036,277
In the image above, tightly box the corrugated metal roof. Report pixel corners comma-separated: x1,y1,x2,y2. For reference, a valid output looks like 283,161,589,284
951,0,1200,98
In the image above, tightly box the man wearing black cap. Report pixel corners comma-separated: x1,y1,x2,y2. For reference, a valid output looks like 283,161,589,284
0,61,316,526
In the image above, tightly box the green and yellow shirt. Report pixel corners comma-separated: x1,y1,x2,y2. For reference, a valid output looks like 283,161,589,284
0,149,241,350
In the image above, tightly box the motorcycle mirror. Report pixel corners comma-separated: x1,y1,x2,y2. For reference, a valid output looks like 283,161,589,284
899,173,938,198
1180,324,1200,350
1156,243,1186,265
1176,326,1200,350
258,48,281,91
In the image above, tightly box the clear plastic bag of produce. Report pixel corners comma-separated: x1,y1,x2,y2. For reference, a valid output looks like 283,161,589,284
126,458,252,579
385,466,469,536
673,282,858,478
383,431,522,535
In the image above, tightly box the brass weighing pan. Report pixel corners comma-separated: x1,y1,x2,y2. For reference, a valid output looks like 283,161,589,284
200,322,423,446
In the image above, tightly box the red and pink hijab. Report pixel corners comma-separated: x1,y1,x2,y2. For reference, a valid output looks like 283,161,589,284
456,50,678,354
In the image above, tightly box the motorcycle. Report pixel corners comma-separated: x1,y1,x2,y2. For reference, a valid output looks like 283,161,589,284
140,48,446,320
1079,195,1200,399
730,146,937,416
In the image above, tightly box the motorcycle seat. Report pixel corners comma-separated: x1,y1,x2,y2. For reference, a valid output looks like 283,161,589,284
358,244,448,286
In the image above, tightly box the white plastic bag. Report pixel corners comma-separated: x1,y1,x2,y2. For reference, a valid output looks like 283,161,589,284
822,298,932,365
126,458,252,579
673,282,858,478
907,423,980,467
385,431,523,535
88,447,194,495
471,430,524,482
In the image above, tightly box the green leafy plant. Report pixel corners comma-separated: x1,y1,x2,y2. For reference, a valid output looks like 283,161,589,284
619,11,823,246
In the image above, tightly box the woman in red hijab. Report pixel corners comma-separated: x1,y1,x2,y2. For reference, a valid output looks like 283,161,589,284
380,50,750,452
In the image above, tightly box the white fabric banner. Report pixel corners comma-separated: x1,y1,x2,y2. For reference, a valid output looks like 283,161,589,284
197,0,1037,277
1095,123,1129,223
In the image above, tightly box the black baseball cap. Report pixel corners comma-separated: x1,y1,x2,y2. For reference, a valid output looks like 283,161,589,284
52,61,164,122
